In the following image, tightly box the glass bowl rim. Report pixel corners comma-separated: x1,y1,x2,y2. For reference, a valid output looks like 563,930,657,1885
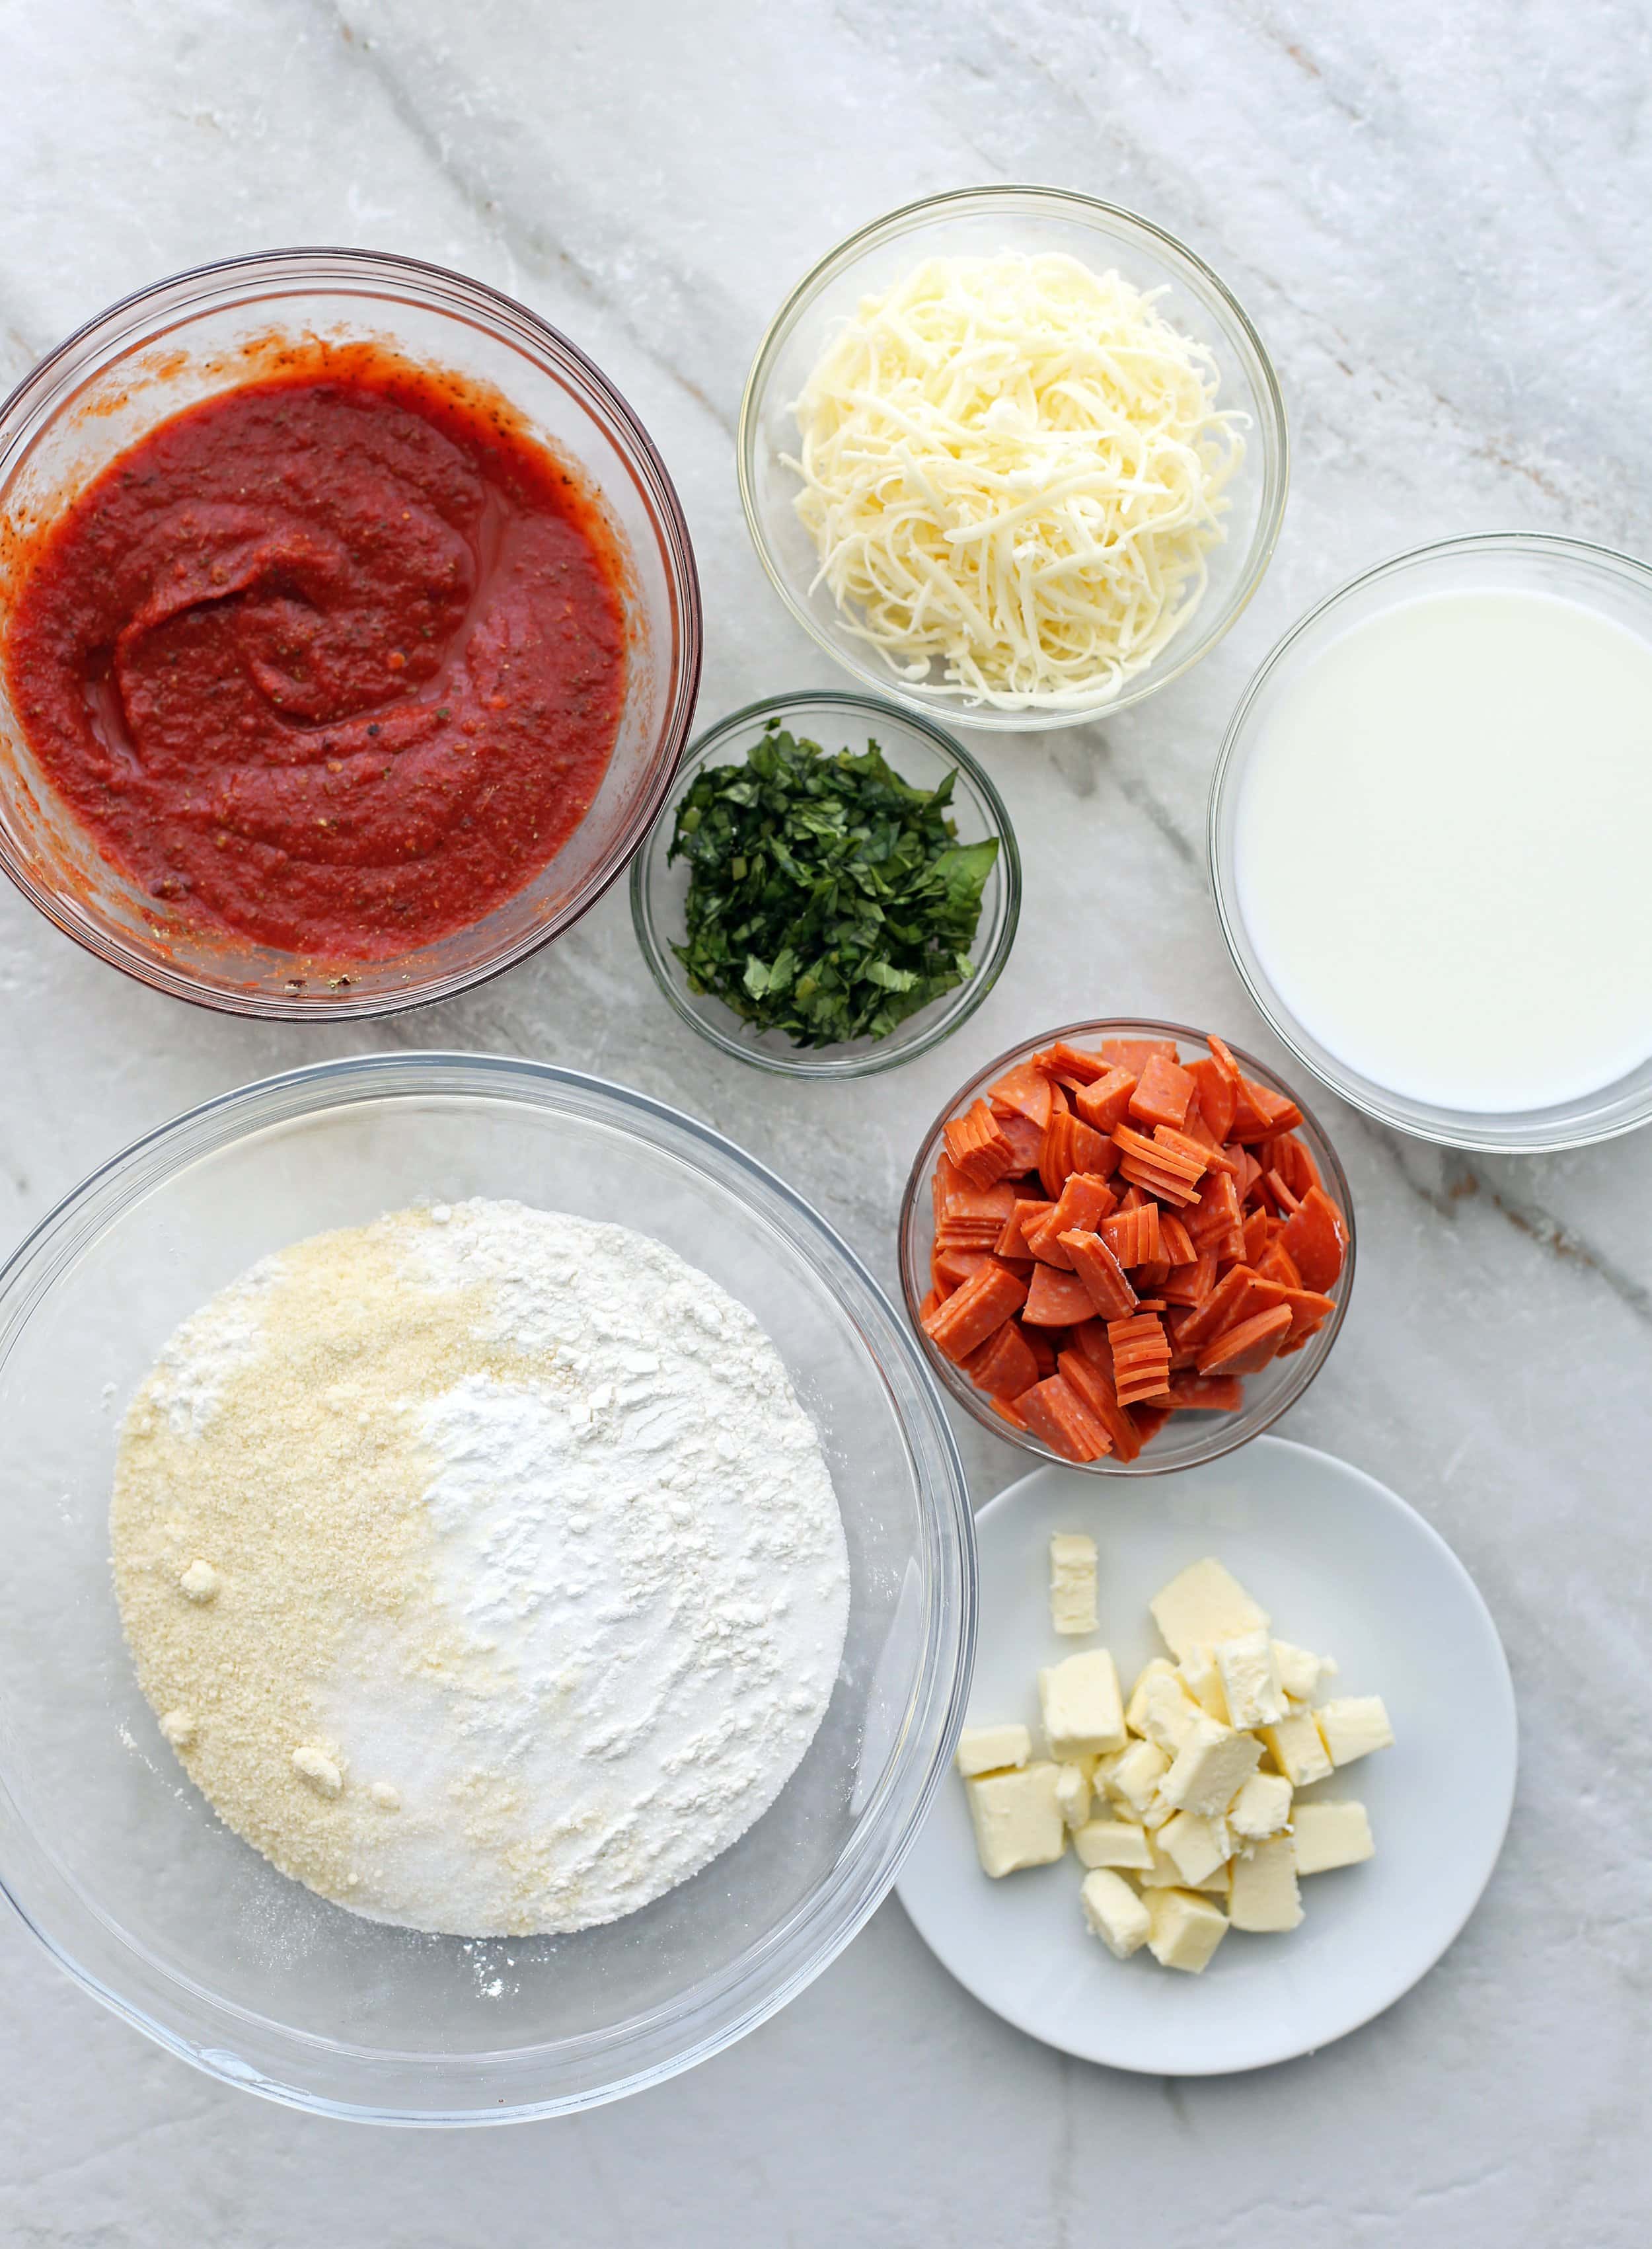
736,182,1291,734
629,687,1022,1078
0,244,704,1022
897,1014,1357,1476
1207,528,1652,1153
0,1048,977,2123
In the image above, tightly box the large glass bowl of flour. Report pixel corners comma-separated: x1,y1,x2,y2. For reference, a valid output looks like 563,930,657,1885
0,1053,974,2123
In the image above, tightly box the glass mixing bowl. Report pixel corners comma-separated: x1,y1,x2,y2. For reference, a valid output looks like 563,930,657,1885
0,248,702,1018
0,1054,973,2123
897,1018,1355,1475
630,689,1021,1077
739,186,1287,732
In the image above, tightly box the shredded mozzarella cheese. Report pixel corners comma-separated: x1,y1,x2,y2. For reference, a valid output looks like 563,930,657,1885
786,253,1247,710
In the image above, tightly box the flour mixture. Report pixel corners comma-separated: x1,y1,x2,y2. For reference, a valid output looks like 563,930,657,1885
110,1200,850,1937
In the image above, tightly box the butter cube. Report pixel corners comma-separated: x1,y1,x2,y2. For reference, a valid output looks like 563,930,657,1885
1273,1640,1337,1700
1139,1676,1204,1757
1316,1695,1394,1767
1055,1762,1092,1829
1125,1657,1176,1727
1075,1816,1155,1871
1039,1650,1126,1759
1127,1664,1202,1755
1212,1628,1287,1731
1261,1711,1334,1788
1227,1836,1302,1932
1139,1838,1228,1892
1049,1533,1098,1635
1149,1558,1269,1660
1228,1770,1293,1844
1176,1643,1230,1721
1146,1886,1229,1973
965,1763,1067,1877
1158,1717,1262,1817
1080,1868,1151,1958
955,1724,1032,1778
1292,1799,1374,1875
1094,1737,1168,1817
1158,1810,1232,1887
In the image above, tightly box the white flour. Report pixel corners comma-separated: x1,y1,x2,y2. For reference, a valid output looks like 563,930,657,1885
147,1256,286,1439
111,1200,850,1937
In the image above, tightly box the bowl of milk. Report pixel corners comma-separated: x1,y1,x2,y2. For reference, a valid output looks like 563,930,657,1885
1210,533,1652,1152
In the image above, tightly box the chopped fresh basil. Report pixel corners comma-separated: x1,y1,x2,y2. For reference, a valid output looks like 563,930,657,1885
667,722,999,1049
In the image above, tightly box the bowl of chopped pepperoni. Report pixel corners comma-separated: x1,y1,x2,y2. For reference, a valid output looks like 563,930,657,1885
898,1019,1355,1474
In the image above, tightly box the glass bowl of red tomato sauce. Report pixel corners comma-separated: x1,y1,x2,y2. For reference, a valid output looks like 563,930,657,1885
0,248,702,1016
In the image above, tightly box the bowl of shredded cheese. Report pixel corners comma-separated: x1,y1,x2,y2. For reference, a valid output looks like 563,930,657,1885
739,187,1288,730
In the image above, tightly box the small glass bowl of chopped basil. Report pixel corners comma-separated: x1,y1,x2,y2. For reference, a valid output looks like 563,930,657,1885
631,691,1020,1076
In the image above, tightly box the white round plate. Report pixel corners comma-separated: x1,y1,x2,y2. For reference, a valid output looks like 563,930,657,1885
896,1437,1516,2075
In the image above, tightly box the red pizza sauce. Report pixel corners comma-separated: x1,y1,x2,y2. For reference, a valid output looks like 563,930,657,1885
3,348,627,961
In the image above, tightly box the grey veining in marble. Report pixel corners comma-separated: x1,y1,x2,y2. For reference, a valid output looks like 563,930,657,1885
1,3,1649,2243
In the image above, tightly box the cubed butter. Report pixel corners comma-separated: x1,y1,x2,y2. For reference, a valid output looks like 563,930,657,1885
1272,1639,1337,1700
1158,1717,1262,1817
1139,1838,1227,1892
1137,1839,1181,1887
1228,1770,1293,1843
1261,1711,1334,1788
1049,1533,1098,1636
1212,1628,1288,1730
1039,1649,1127,1759
1227,1836,1302,1932
1158,1809,1232,1887
1176,1642,1230,1721
1125,1657,1176,1728
955,1723,1032,1778
965,1762,1067,1877
1149,1558,1269,1660
958,1543,1386,1966
1291,1799,1375,1875
1316,1695,1394,1767
1094,1737,1168,1817
1080,1868,1151,1958
1146,1886,1229,1973
1127,1666,1203,1755
1074,1816,1155,1871
1055,1761,1092,1829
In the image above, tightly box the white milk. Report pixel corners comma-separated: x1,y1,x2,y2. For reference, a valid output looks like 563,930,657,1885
1233,587,1652,1114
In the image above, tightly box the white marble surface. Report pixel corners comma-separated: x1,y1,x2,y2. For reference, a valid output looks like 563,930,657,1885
1,1,1649,2240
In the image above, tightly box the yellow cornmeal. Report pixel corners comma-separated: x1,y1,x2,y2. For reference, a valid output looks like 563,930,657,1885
110,1209,538,1915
